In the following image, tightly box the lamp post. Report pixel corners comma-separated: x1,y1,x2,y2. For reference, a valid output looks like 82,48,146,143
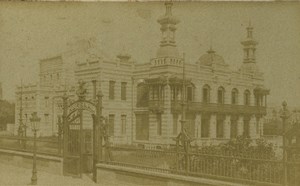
57,115,63,155
30,112,41,185
280,101,288,186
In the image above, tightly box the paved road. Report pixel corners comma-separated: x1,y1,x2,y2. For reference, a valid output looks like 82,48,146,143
0,163,98,186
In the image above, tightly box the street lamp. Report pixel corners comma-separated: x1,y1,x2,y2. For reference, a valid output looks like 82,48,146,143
30,112,41,185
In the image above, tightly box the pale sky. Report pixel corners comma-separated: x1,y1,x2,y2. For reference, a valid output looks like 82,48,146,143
0,2,299,107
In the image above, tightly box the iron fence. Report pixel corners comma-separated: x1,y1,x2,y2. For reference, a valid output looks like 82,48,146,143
102,145,300,186
0,135,61,157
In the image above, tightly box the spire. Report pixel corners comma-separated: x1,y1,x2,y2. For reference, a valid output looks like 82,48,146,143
165,2,173,16
241,21,258,64
156,2,180,58
246,20,254,38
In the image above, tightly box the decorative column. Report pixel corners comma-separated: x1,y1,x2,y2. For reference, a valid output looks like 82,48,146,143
250,91,255,106
249,115,257,139
163,82,172,143
237,116,244,136
209,114,216,138
224,115,231,139
258,117,264,136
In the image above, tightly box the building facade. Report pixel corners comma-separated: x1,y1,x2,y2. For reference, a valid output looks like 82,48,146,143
15,2,269,146
74,2,269,146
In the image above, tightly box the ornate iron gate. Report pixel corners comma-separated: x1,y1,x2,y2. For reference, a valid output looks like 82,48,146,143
61,81,103,179
63,112,82,176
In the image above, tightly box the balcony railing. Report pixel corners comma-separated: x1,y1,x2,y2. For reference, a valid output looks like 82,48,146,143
171,101,267,115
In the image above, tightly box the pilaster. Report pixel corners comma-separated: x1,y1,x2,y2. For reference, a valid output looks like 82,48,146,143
195,113,201,138
209,114,216,138
237,116,244,136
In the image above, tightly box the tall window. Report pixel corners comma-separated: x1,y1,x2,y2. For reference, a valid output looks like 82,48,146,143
135,114,149,140
121,115,126,135
201,117,209,138
202,85,210,103
217,87,225,104
244,90,250,106
244,119,250,137
230,118,238,138
108,114,115,136
121,82,127,100
45,96,49,108
44,114,49,123
216,119,224,138
187,86,193,102
136,83,149,107
231,88,238,105
157,114,162,136
109,81,115,100
173,114,178,135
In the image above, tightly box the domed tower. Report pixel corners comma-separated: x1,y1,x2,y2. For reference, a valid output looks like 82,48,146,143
240,22,259,73
197,47,227,67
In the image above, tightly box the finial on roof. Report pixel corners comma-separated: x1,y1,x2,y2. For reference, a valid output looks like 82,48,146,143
207,46,215,54
165,1,173,16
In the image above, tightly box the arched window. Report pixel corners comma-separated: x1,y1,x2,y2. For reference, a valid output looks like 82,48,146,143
231,88,238,105
244,90,250,106
217,86,225,104
202,85,210,103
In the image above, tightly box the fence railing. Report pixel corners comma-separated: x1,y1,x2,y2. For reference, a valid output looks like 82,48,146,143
102,145,300,186
0,135,61,157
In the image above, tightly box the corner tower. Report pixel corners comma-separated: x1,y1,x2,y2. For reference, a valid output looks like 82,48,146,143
240,22,259,73
156,2,180,58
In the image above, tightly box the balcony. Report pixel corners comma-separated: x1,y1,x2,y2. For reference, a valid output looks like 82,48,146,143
171,101,267,115
148,100,164,113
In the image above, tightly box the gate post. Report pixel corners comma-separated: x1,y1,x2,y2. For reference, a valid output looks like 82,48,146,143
93,90,103,182
62,93,68,175
280,101,288,186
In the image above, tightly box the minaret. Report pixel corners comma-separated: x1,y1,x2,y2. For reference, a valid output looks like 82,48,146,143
156,2,180,58
240,22,259,73
241,21,258,64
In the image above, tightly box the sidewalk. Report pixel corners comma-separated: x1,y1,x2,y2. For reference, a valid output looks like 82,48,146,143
0,163,98,186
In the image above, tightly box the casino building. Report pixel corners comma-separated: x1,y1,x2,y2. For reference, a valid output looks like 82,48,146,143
15,2,269,146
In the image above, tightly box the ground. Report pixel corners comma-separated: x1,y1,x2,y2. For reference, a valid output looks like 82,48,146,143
0,163,98,186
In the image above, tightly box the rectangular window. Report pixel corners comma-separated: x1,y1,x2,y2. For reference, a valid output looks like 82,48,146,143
109,81,115,100
135,114,149,140
121,115,126,135
45,96,49,107
244,119,250,137
157,114,162,136
216,120,224,138
121,82,127,100
173,114,178,135
201,118,209,138
187,87,193,101
44,114,49,123
230,119,238,138
108,114,115,136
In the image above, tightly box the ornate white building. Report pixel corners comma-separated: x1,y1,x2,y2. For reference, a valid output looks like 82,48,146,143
74,2,269,146
15,2,269,147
